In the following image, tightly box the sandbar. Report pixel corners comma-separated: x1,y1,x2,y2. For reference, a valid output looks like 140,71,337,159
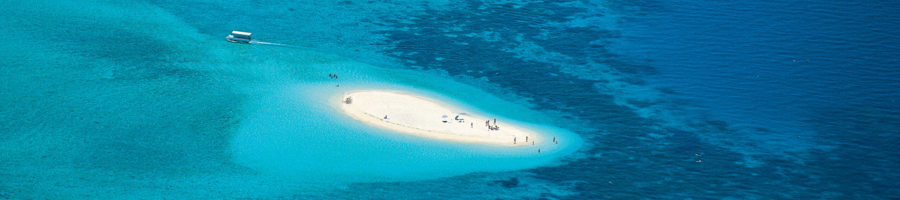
339,90,537,146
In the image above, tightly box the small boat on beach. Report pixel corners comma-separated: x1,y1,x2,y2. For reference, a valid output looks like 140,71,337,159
226,31,251,43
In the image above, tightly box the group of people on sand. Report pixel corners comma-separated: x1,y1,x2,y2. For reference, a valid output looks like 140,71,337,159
485,118,499,131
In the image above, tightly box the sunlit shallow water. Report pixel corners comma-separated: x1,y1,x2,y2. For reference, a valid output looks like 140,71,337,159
4,0,899,198
230,59,581,183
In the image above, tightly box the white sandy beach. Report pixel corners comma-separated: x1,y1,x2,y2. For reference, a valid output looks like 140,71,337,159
339,90,538,146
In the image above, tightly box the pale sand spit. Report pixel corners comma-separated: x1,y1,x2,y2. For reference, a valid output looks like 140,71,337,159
340,90,538,146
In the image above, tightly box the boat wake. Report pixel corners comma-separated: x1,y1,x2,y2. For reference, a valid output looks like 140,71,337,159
249,41,291,47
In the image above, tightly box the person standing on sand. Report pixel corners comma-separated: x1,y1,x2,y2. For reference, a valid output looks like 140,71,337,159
471,122,473,128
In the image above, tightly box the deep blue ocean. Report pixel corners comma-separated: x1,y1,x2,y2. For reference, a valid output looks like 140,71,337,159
2,0,899,199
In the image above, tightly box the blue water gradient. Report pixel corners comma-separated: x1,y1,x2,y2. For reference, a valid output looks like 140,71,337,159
2,0,898,199
231,68,581,183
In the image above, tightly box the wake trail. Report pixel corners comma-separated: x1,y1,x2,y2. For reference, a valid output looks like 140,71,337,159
249,41,290,47
248,40,328,53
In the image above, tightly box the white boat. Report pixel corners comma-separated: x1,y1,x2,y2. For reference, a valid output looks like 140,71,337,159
226,31,251,43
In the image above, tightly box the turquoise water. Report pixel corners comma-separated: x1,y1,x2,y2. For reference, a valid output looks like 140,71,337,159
3,0,899,199
1,0,580,198
232,69,581,183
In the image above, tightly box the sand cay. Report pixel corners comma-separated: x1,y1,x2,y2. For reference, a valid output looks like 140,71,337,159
340,90,537,146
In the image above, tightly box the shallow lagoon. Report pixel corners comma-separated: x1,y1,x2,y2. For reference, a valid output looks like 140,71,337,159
231,58,582,183
4,0,899,198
